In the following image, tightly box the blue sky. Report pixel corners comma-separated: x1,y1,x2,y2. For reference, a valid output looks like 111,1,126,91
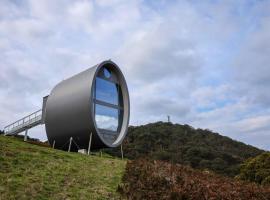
1,0,270,150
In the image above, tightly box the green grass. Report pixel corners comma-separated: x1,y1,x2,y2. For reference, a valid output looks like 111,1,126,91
0,135,126,200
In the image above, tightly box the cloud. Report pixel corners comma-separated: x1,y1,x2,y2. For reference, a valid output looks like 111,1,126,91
116,2,204,83
233,115,270,135
67,0,94,30
232,15,270,106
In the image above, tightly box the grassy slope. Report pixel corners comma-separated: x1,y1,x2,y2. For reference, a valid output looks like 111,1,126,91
0,135,126,200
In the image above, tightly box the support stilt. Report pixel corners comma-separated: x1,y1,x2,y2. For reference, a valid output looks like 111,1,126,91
121,144,124,160
88,132,92,155
24,129,28,142
68,137,73,152
52,140,55,149
100,149,103,157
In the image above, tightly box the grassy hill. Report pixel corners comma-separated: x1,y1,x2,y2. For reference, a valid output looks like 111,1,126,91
106,122,264,177
0,135,126,200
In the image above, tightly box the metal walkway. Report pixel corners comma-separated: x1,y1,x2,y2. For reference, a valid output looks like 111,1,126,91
4,109,43,136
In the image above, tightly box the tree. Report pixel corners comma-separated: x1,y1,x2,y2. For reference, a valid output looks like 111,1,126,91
239,152,270,185
105,122,264,177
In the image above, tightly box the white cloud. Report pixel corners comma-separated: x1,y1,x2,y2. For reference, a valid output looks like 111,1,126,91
67,0,94,30
233,115,270,134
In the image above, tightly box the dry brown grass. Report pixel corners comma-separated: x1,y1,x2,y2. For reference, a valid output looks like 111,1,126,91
119,159,270,200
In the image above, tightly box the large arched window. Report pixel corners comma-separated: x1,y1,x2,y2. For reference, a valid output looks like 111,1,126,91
93,66,123,135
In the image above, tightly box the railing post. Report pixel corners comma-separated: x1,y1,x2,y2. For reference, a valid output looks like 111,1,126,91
88,132,92,155
24,129,28,142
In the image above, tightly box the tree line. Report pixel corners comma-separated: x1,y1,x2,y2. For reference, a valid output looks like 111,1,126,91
106,122,264,177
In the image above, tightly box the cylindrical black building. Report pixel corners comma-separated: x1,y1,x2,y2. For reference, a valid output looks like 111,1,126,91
45,60,130,150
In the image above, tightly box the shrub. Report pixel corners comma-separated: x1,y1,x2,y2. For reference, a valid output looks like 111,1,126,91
239,152,270,185
119,159,270,200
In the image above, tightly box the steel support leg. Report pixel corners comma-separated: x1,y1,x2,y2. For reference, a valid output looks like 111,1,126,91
68,137,73,152
88,132,92,155
24,129,28,141
52,140,55,149
121,144,124,160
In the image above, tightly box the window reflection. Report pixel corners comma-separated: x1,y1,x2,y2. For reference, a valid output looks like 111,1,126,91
95,77,118,105
95,104,118,132
104,68,111,78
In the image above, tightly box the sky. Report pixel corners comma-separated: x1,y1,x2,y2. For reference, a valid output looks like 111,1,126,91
1,0,270,150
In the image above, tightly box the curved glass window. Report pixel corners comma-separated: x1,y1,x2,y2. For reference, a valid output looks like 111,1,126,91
95,77,118,105
94,68,122,135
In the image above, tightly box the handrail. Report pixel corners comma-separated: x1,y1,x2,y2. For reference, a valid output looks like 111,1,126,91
4,109,42,129
4,109,42,134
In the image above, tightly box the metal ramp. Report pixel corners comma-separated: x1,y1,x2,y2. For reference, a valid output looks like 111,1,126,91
4,109,43,136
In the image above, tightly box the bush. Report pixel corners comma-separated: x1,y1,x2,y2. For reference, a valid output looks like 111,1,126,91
119,159,270,200
239,152,270,185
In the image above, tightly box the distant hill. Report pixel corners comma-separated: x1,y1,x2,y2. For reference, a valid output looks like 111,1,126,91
0,135,125,200
106,122,264,177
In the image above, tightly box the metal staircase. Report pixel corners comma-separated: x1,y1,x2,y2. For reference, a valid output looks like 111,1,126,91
4,109,43,136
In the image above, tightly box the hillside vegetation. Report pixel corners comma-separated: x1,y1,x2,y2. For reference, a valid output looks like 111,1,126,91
239,152,270,185
0,135,126,200
119,159,270,200
106,122,264,177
